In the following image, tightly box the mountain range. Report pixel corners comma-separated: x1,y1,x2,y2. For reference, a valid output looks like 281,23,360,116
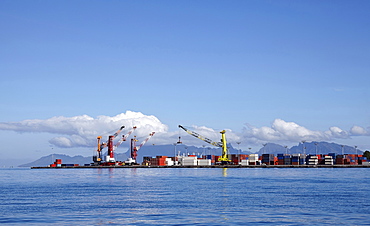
19,141,365,167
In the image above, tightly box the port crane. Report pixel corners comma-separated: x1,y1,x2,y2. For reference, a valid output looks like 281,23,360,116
93,125,137,164
106,126,139,163
93,125,125,164
126,132,155,165
93,136,103,163
178,125,230,164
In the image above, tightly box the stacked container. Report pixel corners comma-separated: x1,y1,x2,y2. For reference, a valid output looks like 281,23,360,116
197,159,211,166
49,159,62,167
347,154,358,165
300,154,307,165
262,154,275,165
358,156,368,165
306,155,318,165
277,154,291,165
291,154,300,165
240,159,249,166
228,154,237,165
180,156,198,166
324,155,334,165
336,155,346,164
165,158,174,166
248,154,259,165
150,156,167,166
206,155,216,164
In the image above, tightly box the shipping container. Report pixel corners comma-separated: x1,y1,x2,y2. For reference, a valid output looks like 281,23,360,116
197,159,211,166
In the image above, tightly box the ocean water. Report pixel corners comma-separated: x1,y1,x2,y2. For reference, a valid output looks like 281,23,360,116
0,167,369,225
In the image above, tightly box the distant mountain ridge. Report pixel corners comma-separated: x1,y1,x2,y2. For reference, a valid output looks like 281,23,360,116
259,141,363,155
20,142,365,167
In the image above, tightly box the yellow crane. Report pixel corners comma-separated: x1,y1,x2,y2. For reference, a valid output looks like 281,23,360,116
178,125,230,164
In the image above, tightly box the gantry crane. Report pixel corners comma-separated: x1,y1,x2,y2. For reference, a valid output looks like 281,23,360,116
178,125,230,164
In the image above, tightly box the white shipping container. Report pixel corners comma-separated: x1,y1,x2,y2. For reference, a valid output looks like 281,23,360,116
197,159,211,166
241,159,249,166
182,157,198,165
165,160,174,166
178,156,197,165
182,161,197,166
307,160,318,165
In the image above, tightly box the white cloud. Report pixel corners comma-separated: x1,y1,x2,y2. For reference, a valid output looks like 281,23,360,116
0,111,169,148
241,119,356,145
350,125,369,136
0,112,369,150
49,137,73,148
327,126,349,139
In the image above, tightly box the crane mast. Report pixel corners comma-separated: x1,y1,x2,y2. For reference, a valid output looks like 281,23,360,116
218,130,229,163
93,136,103,163
131,132,155,160
178,125,230,164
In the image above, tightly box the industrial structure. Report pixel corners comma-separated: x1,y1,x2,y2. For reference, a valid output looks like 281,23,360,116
93,125,125,163
125,132,155,165
91,125,153,166
178,125,230,164
40,123,370,168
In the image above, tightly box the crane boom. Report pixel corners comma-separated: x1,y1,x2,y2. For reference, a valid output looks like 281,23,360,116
114,126,137,150
130,132,155,161
136,132,155,151
101,125,125,149
178,125,222,147
178,125,230,164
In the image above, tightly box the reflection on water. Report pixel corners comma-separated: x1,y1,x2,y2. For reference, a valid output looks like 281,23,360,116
222,168,227,177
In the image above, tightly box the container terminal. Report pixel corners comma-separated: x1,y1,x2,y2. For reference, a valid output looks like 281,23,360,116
32,125,370,169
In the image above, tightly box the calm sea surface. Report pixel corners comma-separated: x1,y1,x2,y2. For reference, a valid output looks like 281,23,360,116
0,167,369,225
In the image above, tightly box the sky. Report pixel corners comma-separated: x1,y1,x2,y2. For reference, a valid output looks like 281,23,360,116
1,0,369,163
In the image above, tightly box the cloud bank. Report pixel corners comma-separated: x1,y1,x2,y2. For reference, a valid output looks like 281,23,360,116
0,112,368,149
241,119,368,146
0,111,169,148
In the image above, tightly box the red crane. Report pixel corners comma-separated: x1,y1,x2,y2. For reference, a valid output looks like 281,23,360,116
106,126,137,163
127,132,155,164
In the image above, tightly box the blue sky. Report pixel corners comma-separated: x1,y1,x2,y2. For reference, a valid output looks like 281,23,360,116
1,1,369,163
